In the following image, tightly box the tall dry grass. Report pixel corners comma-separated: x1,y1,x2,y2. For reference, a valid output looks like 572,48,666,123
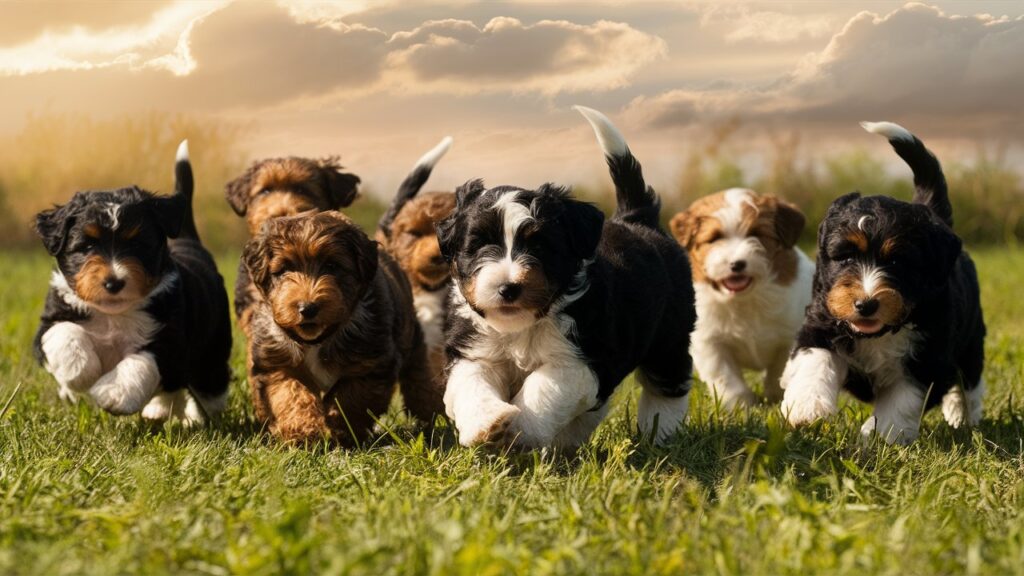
0,112,385,253
663,122,1023,246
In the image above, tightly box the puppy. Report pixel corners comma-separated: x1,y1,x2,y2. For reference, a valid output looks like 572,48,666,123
33,141,232,423
242,210,441,445
780,122,985,444
670,189,813,408
376,137,456,380
226,156,361,330
438,106,696,449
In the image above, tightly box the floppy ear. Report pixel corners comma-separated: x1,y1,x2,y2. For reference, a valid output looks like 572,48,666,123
225,163,259,216
817,192,861,253
434,213,461,263
454,179,486,209
147,192,186,239
926,220,962,287
242,229,272,295
350,232,379,286
770,197,806,249
35,202,74,256
668,210,699,250
561,198,605,261
318,159,360,208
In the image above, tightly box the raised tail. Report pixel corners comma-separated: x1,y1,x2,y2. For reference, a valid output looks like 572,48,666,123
378,136,453,238
861,121,952,228
174,139,200,239
574,105,660,228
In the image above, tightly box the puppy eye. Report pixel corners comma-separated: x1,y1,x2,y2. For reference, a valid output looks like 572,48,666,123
258,187,272,196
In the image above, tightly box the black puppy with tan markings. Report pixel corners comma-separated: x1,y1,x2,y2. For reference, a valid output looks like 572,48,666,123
33,141,232,424
781,121,986,444
242,210,442,446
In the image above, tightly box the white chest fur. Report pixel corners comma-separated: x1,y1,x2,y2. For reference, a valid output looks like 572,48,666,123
302,344,341,393
843,325,921,389
693,250,813,369
81,309,161,372
413,289,446,354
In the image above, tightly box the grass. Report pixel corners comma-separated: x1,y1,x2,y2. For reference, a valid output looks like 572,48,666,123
1,247,1023,575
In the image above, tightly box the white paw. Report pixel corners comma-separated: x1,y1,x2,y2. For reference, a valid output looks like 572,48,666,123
781,391,836,426
178,395,206,427
457,401,521,447
861,415,918,445
941,388,967,429
89,353,160,415
141,392,175,421
42,323,101,392
715,387,758,410
638,390,689,444
57,383,81,404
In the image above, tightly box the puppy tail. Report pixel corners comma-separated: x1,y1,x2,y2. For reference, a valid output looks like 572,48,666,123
574,105,660,229
861,121,952,228
174,139,200,240
378,136,453,238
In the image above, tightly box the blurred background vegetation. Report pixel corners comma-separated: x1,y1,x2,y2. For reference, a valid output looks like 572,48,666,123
0,112,1020,253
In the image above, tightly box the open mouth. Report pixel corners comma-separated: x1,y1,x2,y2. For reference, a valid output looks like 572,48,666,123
850,318,884,334
720,275,752,294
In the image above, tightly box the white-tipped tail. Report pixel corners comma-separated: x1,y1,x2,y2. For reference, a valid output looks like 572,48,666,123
574,105,629,157
414,136,453,170
860,121,913,142
176,139,190,162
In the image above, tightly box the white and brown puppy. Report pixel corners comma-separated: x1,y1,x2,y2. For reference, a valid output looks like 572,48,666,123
670,189,813,408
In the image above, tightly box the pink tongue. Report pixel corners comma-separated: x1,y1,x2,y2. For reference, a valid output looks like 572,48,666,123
852,319,883,334
723,276,751,292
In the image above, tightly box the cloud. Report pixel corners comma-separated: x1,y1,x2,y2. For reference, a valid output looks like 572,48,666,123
699,5,837,44
628,3,1024,137
384,17,666,94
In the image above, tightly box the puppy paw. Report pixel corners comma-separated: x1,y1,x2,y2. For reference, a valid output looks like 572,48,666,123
178,395,206,428
719,388,759,411
89,354,160,416
141,392,175,422
459,402,520,447
781,392,836,426
42,323,101,392
861,415,917,445
57,383,81,404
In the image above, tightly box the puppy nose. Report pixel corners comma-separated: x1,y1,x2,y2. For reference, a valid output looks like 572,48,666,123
730,260,747,273
103,277,125,294
497,283,522,303
854,298,879,316
298,302,320,319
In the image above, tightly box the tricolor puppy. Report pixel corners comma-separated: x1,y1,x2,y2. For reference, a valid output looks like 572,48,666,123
439,106,696,449
33,141,232,423
781,122,985,444
226,155,361,331
242,210,441,446
376,137,456,380
670,189,813,408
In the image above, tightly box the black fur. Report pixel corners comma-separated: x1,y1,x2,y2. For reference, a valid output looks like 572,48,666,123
33,151,231,412
378,159,441,239
439,152,695,407
793,130,984,410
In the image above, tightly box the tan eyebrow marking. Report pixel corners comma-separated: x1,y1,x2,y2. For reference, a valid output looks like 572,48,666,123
845,230,869,252
83,224,103,239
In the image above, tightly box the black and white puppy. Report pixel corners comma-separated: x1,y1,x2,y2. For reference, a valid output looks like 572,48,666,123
439,106,696,449
33,142,232,424
781,122,985,443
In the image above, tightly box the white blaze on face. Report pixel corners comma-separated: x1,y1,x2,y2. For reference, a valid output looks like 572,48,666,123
859,263,885,296
472,192,537,333
704,188,769,293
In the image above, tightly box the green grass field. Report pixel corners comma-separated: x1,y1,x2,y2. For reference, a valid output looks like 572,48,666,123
1,248,1022,575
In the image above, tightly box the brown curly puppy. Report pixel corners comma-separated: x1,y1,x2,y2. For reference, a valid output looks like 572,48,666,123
242,210,441,446
376,137,455,379
226,156,360,331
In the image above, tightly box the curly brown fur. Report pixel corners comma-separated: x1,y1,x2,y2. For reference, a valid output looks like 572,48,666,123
243,210,441,447
226,156,360,333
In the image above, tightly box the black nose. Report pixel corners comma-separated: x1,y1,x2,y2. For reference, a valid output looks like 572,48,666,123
854,298,879,316
103,277,125,294
298,302,320,319
497,283,522,303
730,260,747,273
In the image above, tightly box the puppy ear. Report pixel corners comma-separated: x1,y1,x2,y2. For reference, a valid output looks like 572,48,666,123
147,191,186,239
817,191,862,253
318,158,361,208
455,179,486,208
669,210,698,250
769,197,806,249
350,233,379,286
561,198,605,261
242,229,271,294
35,203,73,256
225,163,258,216
434,213,460,263
926,220,962,287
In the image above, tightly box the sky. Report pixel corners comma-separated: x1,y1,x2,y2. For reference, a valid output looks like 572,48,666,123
2,0,1023,197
